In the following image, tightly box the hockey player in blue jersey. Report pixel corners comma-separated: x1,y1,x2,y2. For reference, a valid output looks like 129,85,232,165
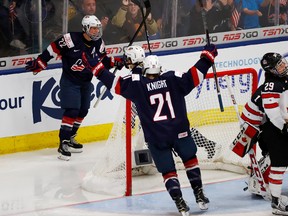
25,15,123,161
82,44,218,216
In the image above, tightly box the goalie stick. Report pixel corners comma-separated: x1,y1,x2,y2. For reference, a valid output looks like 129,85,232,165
93,0,152,108
226,75,270,200
198,0,224,112
225,75,241,123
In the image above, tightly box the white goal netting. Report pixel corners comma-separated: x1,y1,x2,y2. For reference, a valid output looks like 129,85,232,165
82,68,258,196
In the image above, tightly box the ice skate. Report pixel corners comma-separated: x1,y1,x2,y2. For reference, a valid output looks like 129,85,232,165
58,140,71,161
173,196,190,216
69,135,83,153
194,187,209,210
271,196,288,215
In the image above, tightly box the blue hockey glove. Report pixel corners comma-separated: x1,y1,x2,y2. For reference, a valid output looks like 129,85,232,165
200,44,218,64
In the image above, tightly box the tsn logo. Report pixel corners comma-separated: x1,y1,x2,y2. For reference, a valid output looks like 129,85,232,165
263,27,288,36
11,56,62,66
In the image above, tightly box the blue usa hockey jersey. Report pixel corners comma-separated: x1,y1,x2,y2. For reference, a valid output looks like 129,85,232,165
97,58,212,143
39,32,112,85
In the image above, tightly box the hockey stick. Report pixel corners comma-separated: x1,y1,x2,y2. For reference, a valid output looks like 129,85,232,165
93,0,151,108
198,0,224,112
226,75,270,200
138,1,152,55
225,75,241,123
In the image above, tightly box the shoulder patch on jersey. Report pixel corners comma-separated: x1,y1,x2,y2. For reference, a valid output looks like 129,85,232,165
175,70,184,77
63,33,75,48
132,74,140,81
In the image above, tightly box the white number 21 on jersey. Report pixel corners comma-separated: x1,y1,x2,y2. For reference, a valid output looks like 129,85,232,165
150,92,176,121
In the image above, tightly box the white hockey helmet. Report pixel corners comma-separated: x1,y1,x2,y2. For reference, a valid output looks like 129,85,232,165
123,45,145,65
82,15,102,41
143,55,161,75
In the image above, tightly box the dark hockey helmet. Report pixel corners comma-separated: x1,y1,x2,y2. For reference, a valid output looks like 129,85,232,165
260,52,288,77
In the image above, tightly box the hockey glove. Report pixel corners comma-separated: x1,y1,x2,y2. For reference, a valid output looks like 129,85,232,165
110,56,124,70
82,52,105,76
200,44,218,64
25,57,47,74
282,123,288,136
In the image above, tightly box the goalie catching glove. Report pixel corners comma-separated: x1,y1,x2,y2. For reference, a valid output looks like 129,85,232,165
82,52,105,76
200,44,218,64
25,57,47,74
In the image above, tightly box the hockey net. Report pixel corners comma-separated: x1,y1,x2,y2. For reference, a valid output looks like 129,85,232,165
82,68,258,196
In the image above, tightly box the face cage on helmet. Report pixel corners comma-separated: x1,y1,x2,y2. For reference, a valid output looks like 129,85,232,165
84,25,102,41
270,58,288,77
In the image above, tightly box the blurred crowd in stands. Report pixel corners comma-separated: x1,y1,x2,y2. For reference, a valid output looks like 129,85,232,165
0,0,287,58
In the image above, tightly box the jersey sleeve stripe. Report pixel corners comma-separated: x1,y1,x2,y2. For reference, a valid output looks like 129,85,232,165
240,113,262,126
47,42,61,58
262,92,280,98
189,67,203,87
263,103,279,109
113,76,121,95
244,103,263,117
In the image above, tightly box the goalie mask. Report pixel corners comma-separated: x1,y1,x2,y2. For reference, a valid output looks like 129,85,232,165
143,55,161,75
261,52,288,77
82,15,103,41
123,45,145,68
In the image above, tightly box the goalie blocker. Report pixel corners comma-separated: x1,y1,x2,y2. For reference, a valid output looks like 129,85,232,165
230,122,260,158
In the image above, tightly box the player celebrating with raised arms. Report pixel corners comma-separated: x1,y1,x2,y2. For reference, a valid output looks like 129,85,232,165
25,15,123,161
82,44,218,216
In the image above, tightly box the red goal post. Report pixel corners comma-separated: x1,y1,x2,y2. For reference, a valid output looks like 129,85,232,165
82,68,258,197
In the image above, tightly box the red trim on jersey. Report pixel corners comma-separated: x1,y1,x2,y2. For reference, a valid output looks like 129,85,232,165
114,77,121,95
184,157,199,169
244,104,263,117
270,169,285,175
75,117,84,123
241,113,262,126
190,67,200,86
62,116,75,126
163,171,178,181
264,103,279,109
262,93,280,99
268,177,283,185
50,42,61,55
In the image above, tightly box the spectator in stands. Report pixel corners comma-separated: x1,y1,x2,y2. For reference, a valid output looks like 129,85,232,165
150,0,165,38
259,0,288,26
0,0,28,56
230,0,243,30
187,0,233,36
68,0,123,44
160,0,195,38
68,0,109,32
111,0,159,43
241,0,266,29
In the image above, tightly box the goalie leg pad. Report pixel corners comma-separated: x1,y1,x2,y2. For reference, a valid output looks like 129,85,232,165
230,122,260,157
